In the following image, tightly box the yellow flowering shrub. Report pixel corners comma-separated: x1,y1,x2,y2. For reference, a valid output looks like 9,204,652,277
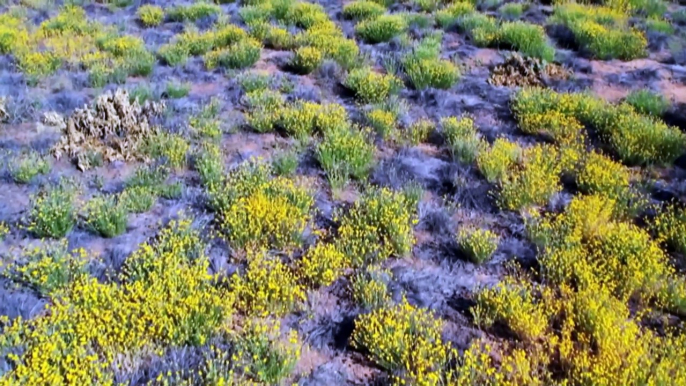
280,100,320,139
298,243,348,287
290,46,323,74
576,151,630,200
236,318,301,384
0,222,8,240
213,160,313,250
402,118,434,145
476,138,521,183
336,187,416,266
231,250,305,316
457,228,499,264
366,108,397,140
265,26,297,49
1,242,87,296
441,116,485,164
344,67,401,103
473,278,552,341
497,145,561,211
351,265,392,309
137,4,164,27
351,298,452,385
0,219,235,384
650,204,686,255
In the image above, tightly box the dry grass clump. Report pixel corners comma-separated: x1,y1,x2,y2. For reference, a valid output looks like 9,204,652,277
489,53,569,87
52,89,165,170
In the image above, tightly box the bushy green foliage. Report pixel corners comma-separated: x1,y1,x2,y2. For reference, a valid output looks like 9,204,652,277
351,265,392,309
403,55,461,90
435,1,476,28
137,5,164,27
119,186,157,214
10,151,51,184
500,3,525,19
28,182,77,239
477,138,521,183
205,38,262,70
166,81,191,99
625,89,670,116
335,187,416,266
355,14,407,43
168,2,221,22
316,126,375,189
498,145,561,210
343,1,386,20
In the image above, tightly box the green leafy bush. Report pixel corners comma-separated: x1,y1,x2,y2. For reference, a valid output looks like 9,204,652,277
355,14,407,43
351,265,392,309
498,145,561,210
167,2,221,22
119,186,156,214
435,2,476,28
498,21,555,62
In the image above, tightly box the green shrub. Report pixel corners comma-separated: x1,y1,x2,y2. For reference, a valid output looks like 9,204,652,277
284,2,329,28
165,81,190,99
416,0,441,12
458,13,499,46
343,1,386,20
143,132,190,168
239,3,273,25
214,25,250,48
457,228,499,264
402,118,434,145
403,55,460,90
158,43,190,66
126,164,169,192
646,17,674,34
204,39,261,70
625,89,670,116
316,126,375,189
298,243,348,287
355,14,407,43
498,21,555,62
335,187,416,266
344,67,401,103
83,195,128,238
264,26,297,50
499,3,525,19
168,2,221,22
651,205,686,255
435,2,476,28
238,71,272,92
119,186,156,213
176,30,216,56
10,151,51,184
28,182,77,239
137,5,164,27
290,46,323,74
235,319,301,384
442,116,485,163
571,20,646,60
272,148,300,176
195,143,225,187
280,100,320,139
